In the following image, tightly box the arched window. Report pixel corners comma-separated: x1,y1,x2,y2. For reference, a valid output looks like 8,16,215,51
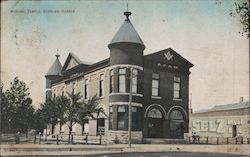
170,110,183,120
147,108,162,118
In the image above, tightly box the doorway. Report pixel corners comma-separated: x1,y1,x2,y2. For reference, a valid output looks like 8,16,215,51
169,110,185,139
147,108,164,138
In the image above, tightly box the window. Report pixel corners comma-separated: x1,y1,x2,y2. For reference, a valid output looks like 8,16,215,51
152,73,160,96
132,69,138,93
109,106,113,130
147,108,162,118
118,68,126,93
117,106,126,130
72,82,76,94
53,89,56,98
62,87,64,96
174,76,181,99
99,74,104,97
132,107,139,131
97,118,105,133
84,79,89,99
110,70,114,93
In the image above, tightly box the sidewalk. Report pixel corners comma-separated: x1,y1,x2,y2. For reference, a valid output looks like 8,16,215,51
1,144,249,156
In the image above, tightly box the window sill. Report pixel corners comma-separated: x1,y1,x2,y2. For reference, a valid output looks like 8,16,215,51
151,96,162,99
173,98,182,101
109,93,143,97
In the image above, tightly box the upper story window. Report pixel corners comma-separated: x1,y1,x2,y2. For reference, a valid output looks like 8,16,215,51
72,82,76,94
132,69,138,93
152,73,160,96
99,74,104,97
53,89,56,98
62,87,65,96
84,79,89,99
174,76,181,99
110,70,114,93
118,68,126,93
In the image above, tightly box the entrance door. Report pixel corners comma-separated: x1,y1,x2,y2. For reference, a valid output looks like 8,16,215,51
232,125,237,137
147,108,163,138
169,110,185,139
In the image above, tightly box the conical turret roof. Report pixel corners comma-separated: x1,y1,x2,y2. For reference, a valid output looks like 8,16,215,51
45,55,62,77
109,11,144,47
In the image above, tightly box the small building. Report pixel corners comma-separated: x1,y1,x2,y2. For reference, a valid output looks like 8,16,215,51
190,101,250,138
45,11,193,143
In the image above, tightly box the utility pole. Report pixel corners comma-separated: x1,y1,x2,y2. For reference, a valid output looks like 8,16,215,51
128,67,133,147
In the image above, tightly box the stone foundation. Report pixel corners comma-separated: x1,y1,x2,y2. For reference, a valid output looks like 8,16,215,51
107,130,143,144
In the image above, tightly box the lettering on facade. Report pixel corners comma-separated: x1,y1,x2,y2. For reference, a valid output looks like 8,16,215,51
69,72,84,79
192,118,242,134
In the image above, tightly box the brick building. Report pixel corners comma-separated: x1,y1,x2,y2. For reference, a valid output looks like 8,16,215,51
45,11,193,143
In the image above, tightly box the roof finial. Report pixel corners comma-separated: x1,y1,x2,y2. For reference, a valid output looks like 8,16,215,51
55,49,60,59
124,3,131,20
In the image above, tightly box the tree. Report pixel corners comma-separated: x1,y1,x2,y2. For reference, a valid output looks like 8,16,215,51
40,98,58,134
54,95,70,134
216,0,249,38
33,108,47,133
65,92,83,143
0,82,15,134
77,94,104,136
3,77,35,133
38,95,70,135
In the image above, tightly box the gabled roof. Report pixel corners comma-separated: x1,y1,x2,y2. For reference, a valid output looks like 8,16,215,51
61,52,91,72
108,12,144,47
45,55,62,77
144,48,194,67
51,58,110,85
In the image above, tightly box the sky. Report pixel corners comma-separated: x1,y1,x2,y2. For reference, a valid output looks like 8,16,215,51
1,0,249,111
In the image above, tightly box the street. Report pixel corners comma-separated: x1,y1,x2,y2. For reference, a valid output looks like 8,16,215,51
1,144,249,157
1,152,247,157
87,152,247,157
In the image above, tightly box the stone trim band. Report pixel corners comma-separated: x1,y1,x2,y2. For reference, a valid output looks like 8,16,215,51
109,102,143,107
109,92,143,97
109,64,143,71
